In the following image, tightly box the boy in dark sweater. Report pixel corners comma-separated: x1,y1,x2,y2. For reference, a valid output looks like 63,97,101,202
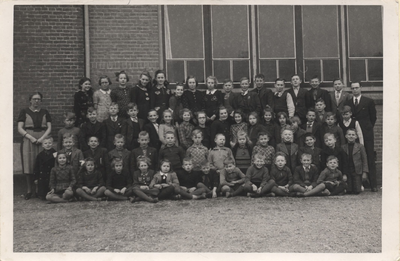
158,131,185,174
197,160,220,198
104,158,134,201
176,158,206,199
33,136,56,200
79,107,106,152
243,153,271,198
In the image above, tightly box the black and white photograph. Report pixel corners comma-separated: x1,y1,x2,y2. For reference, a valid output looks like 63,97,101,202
1,0,399,260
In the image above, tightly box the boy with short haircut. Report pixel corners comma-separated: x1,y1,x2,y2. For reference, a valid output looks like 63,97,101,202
219,158,246,197
122,102,141,151
251,132,275,170
287,74,307,122
79,107,106,152
320,112,345,148
276,127,298,173
194,111,211,149
317,156,347,196
108,134,131,172
177,158,207,200
197,160,219,198
305,75,332,112
330,78,351,116
75,157,106,201
298,133,322,172
208,133,235,171
104,158,134,201
320,133,348,174
143,109,161,150
243,153,271,197
158,131,186,173
314,98,327,123
251,73,274,110
186,129,209,171
57,112,80,151
130,131,158,172
232,77,261,116
103,102,124,151
338,105,364,145
83,136,111,182
300,108,322,147
342,129,369,194
60,133,84,180
33,136,56,200
272,78,295,117
267,152,293,197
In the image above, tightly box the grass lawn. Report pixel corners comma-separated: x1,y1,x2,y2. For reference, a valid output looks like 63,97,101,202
13,191,382,253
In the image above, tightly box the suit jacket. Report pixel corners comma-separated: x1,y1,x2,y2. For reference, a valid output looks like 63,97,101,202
344,96,377,141
330,91,352,116
33,148,57,180
232,91,262,115
121,118,141,150
305,87,332,112
143,122,161,150
223,91,237,115
342,143,369,175
250,87,274,110
286,87,307,119
292,165,319,188
276,142,299,173
57,147,84,179
149,171,180,190
103,117,124,151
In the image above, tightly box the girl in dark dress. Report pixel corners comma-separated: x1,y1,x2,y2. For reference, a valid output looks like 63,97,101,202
150,70,171,122
74,77,93,127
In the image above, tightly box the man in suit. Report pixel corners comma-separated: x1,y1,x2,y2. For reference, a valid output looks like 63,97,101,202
330,78,352,117
286,74,308,123
305,76,332,112
250,73,274,111
344,82,377,192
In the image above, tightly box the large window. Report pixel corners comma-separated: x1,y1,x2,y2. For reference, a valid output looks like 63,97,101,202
164,5,383,88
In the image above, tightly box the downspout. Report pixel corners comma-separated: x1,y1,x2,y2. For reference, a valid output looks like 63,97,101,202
158,6,164,70
84,5,91,78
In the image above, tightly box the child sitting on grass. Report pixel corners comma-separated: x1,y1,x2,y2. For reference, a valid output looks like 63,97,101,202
197,160,219,198
132,156,159,203
219,158,246,198
243,153,271,198
186,129,209,171
317,156,347,196
46,151,76,203
266,152,293,197
177,158,207,200
33,136,56,200
208,133,235,172
149,159,180,200
75,157,106,201
104,158,134,201
252,132,275,170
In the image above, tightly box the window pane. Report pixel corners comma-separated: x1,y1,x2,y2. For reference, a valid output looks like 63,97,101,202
214,60,230,81
187,61,205,83
304,60,321,81
212,6,249,58
279,60,296,81
348,6,383,57
368,59,383,81
167,60,184,83
233,61,250,82
166,6,203,58
349,60,366,82
302,6,339,58
260,60,277,82
258,6,295,58
323,60,340,81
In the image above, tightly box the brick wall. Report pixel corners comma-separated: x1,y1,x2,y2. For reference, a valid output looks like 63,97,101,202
13,5,85,141
89,5,160,88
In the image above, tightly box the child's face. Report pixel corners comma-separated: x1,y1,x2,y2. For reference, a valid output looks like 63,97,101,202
342,112,351,121
207,79,215,90
304,136,316,147
161,162,170,173
57,154,67,166
333,80,343,91
163,112,172,123
114,138,125,150
327,159,338,170
165,134,175,146
42,139,53,150
275,156,286,169
88,137,99,149
197,113,206,125
156,73,166,86
223,82,233,93
182,112,191,122
182,161,193,172
219,109,228,121
138,136,149,147
291,76,301,87
274,80,285,92
254,158,265,169
87,111,97,122
249,115,257,126
86,161,95,172
278,115,287,125
325,116,335,126
64,118,75,128
310,78,320,89
238,136,246,146
240,80,250,92
215,135,225,147
148,111,158,123
234,113,242,124
192,133,203,144
175,86,184,97
324,135,336,148
128,107,139,118
81,80,92,92
315,102,325,112
201,165,211,174
282,130,293,143
255,77,264,89
114,162,123,173
109,105,119,116
140,75,149,87
187,78,197,90
100,78,110,90
225,163,236,173
291,121,299,131
119,74,127,86
264,112,272,122
138,161,149,173
345,130,357,143
301,156,312,168
259,135,269,147
306,112,316,122
63,138,74,150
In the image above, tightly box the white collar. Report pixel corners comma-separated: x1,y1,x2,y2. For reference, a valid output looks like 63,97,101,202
207,89,217,95
353,95,362,101
99,89,111,95
241,90,249,96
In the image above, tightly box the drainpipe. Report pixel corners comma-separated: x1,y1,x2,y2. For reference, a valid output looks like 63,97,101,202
84,5,90,78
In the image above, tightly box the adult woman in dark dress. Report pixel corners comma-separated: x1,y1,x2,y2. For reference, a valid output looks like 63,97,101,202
74,77,93,127
130,71,152,129
17,92,52,199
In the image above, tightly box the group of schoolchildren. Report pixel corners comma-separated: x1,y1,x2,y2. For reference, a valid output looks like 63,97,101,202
33,70,370,204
